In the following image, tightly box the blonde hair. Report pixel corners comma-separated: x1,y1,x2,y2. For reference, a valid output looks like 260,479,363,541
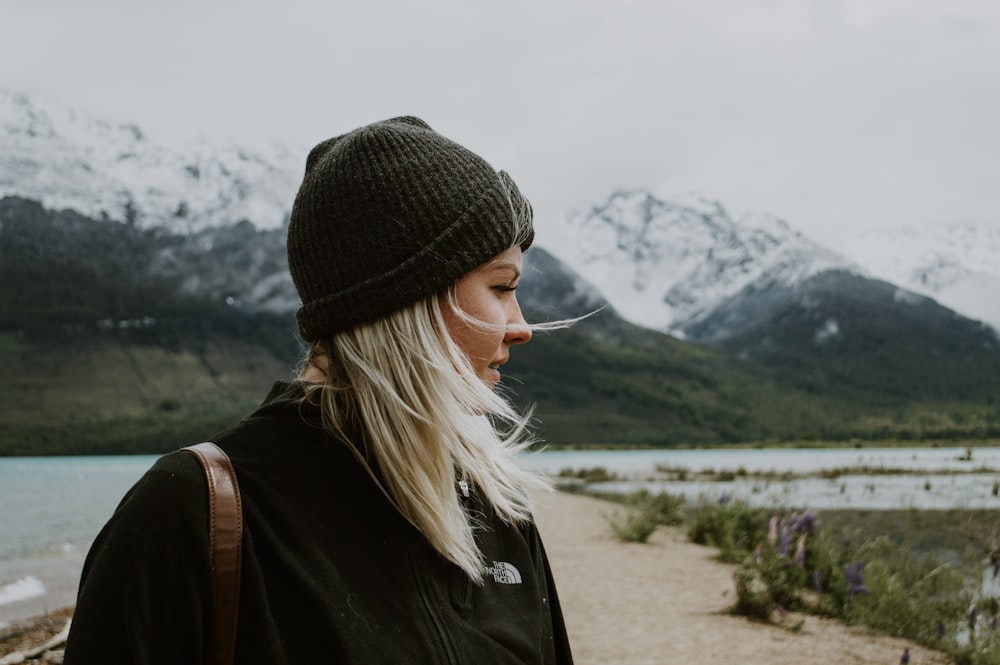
298,291,553,581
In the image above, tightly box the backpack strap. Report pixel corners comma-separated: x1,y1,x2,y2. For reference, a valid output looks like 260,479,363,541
183,441,243,665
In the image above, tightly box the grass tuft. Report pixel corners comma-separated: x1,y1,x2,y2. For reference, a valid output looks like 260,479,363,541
606,489,685,543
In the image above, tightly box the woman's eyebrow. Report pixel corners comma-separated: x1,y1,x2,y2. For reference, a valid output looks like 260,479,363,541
483,262,521,279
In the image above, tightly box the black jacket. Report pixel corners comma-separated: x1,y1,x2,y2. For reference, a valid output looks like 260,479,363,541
65,382,574,664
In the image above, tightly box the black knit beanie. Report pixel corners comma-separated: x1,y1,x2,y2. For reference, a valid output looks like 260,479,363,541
287,116,534,342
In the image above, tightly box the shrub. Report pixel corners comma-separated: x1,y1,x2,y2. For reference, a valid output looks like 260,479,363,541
558,466,618,483
687,500,768,563
607,489,685,543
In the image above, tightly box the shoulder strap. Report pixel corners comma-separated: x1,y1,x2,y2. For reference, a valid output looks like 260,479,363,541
183,441,243,665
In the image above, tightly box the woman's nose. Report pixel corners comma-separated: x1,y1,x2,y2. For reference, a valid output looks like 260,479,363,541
504,298,532,345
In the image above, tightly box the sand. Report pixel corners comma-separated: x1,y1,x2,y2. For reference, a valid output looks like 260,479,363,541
1,491,953,664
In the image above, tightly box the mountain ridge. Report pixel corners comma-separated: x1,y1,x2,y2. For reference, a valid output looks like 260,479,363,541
838,224,1000,331
0,90,300,232
545,189,862,334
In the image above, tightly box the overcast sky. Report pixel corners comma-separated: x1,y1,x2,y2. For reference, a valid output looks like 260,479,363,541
4,0,998,248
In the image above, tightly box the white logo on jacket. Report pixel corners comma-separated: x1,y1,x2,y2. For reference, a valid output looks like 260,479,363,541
487,561,522,584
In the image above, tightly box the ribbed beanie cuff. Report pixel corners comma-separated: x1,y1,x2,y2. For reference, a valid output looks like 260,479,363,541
286,116,533,342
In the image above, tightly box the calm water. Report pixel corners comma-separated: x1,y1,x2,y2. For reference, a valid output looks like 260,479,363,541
0,455,157,623
2,447,999,623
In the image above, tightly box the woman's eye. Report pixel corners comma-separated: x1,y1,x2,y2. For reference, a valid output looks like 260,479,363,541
495,284,518,293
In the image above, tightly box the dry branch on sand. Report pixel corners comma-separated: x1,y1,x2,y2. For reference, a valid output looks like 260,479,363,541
0,608,72,665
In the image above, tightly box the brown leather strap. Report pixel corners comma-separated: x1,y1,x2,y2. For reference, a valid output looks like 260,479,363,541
183,441,243,665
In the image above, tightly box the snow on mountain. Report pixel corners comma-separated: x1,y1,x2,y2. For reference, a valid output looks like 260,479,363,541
543,190,857,335
836,225,1000,332
0,90,301,232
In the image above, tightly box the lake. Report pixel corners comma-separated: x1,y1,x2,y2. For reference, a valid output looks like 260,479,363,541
2,446,999,624
518,446,1000,509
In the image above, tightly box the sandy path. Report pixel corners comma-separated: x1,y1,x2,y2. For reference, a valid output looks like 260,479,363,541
533,491,952,665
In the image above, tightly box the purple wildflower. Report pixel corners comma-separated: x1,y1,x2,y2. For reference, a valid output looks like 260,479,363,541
937,619,946,638
991,616,997,631
812,569,823,593
789,510,818,535
900,647,910,665
768,516,779,547
774,602,788,618
844,561,871,596
718,492,732,505
753,544,763,564
969,606,979,632
993,559,999,579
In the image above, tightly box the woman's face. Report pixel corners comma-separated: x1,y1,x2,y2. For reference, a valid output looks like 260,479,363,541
442,245,532,387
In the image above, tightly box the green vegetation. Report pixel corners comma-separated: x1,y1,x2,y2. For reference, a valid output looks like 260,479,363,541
685,500,1000,665
604,489,686,543
686,500,769,561
557,466,620,483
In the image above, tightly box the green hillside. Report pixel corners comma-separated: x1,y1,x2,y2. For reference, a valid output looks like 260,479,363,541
508,316,1000,446
0,331,294,455
4,313,997,456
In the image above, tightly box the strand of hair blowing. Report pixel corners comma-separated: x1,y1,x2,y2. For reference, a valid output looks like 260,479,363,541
305,296,551,582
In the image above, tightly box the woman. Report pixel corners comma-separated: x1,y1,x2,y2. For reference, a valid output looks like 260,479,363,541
64,116,574,664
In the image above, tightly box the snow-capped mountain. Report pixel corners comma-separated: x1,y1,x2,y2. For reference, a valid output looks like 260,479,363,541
3,90,997,341
836,225,1000,332
545,190,859,335
0,90,301,232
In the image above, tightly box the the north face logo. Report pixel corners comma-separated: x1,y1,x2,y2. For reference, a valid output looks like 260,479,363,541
487,561,522,584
